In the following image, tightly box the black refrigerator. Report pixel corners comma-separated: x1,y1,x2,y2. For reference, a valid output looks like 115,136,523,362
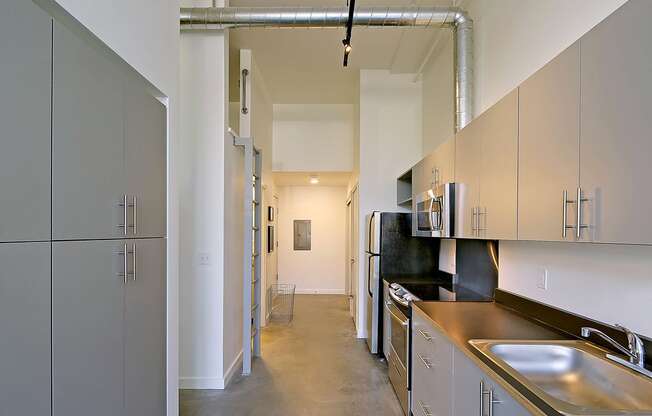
364,212,440,354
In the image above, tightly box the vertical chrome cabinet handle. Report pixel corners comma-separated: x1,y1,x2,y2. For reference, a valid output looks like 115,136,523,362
241,68,249,115
562,190,577,238
128,195,137,235
418,328,432,341
417,352,432,369
122,243,128,284
472,206,478,235
576,187,589,238
488,387,502,416
480,380,485,416
418,401,433,416
117,194,128,236
132,243,137,282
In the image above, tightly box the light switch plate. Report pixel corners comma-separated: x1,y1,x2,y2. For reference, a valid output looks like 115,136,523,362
198,252,210,266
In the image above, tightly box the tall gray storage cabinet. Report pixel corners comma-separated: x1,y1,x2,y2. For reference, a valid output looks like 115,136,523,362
51,20,167,416
0,1,52,415
0,1,167,414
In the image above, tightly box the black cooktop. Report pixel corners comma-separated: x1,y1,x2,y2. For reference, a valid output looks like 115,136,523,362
399,282,492,302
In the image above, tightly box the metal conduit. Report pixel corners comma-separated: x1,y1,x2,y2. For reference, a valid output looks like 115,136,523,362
180,6,473,130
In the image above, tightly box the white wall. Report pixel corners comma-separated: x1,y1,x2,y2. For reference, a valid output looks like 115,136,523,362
35,0,181,414
357,70,423,337
463,0,628,115
500,242,652,337
179,26,230,388
273,104,356,172
277,186,347,295
421,30,454,155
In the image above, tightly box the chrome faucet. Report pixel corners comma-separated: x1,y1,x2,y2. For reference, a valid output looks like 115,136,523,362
581,324,645,369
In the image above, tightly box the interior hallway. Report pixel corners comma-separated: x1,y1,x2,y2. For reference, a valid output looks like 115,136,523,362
180,295,403,416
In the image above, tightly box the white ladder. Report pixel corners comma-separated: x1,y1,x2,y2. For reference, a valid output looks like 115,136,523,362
233,132,262,376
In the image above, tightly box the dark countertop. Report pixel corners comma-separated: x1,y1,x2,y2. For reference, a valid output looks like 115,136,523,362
412,300,568,415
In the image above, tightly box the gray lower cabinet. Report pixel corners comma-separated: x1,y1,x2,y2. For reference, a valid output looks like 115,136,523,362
0,242,51,416
453,349,530,416
53,240,126,416
0,0,52,242
412,310,532,416
579,0,652,244
125,238,166,416
412,311,453,416
53,239,166,416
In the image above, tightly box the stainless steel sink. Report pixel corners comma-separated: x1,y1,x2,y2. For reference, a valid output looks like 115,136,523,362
469,340,652,415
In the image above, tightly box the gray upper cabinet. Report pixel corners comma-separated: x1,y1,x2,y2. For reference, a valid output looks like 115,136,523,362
519,42,580,242
126,239,166,416
0,0,51,242
52,21,126,240
579,0,652,244
0,242,51,416
455,115,482,239
479,90,518,240
53,240,126,416
125,80,167,238
411,157,426,198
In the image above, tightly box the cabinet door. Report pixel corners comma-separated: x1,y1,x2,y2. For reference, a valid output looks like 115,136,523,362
455,117,482,238
519,43,580,242
125,79,167,238
0,242,51,416
126,239,166,416
412,158,426,197
412,313,453,416
480,89,518,240
453,348,482,415
53,240,126,416
485,377,531,416
453,349,531,416
433,137,455,185
580,0,652,244
52,22,126,240
421,151,437,190
0,0,51,242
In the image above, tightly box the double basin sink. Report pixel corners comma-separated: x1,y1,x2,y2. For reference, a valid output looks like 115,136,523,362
470,340,652,415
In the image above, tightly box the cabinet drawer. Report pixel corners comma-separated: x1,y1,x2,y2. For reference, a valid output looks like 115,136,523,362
412,312,453,374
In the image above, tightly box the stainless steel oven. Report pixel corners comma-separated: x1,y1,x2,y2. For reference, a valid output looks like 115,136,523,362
386,284,418,416
412,183,455,238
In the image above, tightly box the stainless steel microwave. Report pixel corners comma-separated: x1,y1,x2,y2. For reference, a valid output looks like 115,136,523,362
412,183,456,238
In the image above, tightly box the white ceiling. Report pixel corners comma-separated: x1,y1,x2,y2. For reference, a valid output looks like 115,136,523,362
273,171,352,187
229,0,454,103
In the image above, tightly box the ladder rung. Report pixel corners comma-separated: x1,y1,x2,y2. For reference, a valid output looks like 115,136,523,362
252,303,259,312
253,252,259,257
253,200,260,205
252,278,259,285
252,226,259,231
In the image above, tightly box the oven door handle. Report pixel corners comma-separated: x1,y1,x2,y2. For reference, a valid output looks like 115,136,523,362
387,303,409,327
388,289,409,308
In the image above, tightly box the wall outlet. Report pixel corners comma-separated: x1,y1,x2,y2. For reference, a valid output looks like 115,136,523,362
537,268,549,290
198,252,210,266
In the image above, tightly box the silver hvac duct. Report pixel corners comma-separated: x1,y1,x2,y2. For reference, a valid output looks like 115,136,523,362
180,6,473,131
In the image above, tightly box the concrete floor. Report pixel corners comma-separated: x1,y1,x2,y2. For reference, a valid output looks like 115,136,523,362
180,295,404,416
